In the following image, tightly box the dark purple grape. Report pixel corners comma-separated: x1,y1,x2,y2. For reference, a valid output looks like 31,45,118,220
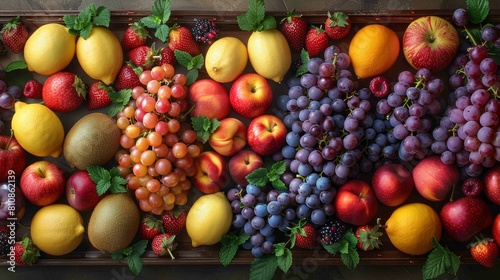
452,8,469,26
481,25,498,42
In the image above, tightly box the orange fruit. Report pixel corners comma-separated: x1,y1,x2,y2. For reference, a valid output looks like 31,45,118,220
348,24,400,79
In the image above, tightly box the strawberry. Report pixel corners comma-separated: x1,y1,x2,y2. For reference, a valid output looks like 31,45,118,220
468,236,499,268
369,76,390,98
140,214,163,240
280,9,308,52
0,225,9,256
159,46,177,66
355,225,383,251
42,72,86,112
23,79,43,99
324,11,351,40
87,81,112,110
13,236,40,265
151,233,177,259
168,25,200,57
122,22,149,52
290,221,317,249
114,62,143,91
127,45,158,70
161,209,186,236
1,16,28,54
305,25,329,58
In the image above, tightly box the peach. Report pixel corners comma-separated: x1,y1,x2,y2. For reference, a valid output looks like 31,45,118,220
208,118,247,157
192,151,229,194
188,79,230,120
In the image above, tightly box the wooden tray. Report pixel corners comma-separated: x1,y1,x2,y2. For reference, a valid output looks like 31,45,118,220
1,9,499,268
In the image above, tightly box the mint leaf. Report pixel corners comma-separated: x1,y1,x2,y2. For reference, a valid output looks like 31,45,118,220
236,14,253,31
220,233,239,267
186,69,198,86
249,254,278,280
341,247,359,270
191,116,221,143
246,168,269,187
128,254,143,276
174,51,204,85
5,60,27,72
140,0,172,41
276,247,292,273
140,16,161,29
467,0,489,24
92,5,111,27
191,54,205,70
154,24,170,42
237,0,275,32
63,4,110,39
261,15,277,30
270,179,287,191
422,238,460,280
112,240,147,276
110,175,128,194
131,240,148,255
87,165,126,195
295,49,310,76
343,229,358,248
270,160,286,176
5,68,32,89
107,89,132,117
152,0,171,24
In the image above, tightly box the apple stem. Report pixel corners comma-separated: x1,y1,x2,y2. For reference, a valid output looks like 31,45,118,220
5,129,14,150
449,183,456,202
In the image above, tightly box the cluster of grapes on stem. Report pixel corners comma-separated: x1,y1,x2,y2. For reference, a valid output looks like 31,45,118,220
0,69,22,132
114,63,202,215
432,44,499,177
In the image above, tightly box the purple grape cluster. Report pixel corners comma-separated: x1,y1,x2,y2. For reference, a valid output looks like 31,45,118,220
432,44,500,177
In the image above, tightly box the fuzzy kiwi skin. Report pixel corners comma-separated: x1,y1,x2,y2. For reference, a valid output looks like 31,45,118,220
87,193,140,253
63,112,121,170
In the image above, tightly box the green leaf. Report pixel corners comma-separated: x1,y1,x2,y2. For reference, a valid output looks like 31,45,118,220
467,0,489,24
106,89,132,117
186,69,198,86
343,229,358,248
422,238,460,280
261,15,277,30
191,54,205,70
191,116,221,143
220,233,239,267
322,242,341,255
273,242,286,257
174,50,194,68
111,249,125,260
92,5,111,27
270,160,286,176
151,0,171,24
237,0,275,32
128,254,143,276
276,248,292,273
154,24,170,42
246,168,269,187
249,254,278,280
87,165,126,195
5,69,32,89
5,60,27,72
63,4,110,39
236,14,253,31
140,15,161,29
338,240,350,254
131,240,148,256
270,179,287,191
110,176,128,193
340,247,359,270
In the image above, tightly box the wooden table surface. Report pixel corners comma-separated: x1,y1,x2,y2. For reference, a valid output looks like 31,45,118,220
2,1,500,279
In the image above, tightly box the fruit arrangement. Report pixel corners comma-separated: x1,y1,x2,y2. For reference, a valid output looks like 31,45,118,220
1,0,500,279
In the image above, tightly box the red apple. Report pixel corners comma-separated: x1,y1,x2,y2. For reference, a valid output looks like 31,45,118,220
208,117,247,157
188,79,230,120
192,151,229,194
66,170,104,211
440,196,492,243
334,180,378,226
412,156,459,202
229,73,273,119
402,15,459,71
0,182,26,222
20,161,66,207
492,214,500,247
371,163,414,207
0,134,26,182
247,114,287,156
484,165,500,205
228,149,266,186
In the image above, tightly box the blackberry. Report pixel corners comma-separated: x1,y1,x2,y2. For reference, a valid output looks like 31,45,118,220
318,220,347,245
192,18,219,45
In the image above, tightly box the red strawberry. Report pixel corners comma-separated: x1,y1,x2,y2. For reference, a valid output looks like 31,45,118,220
168,25,200,57
305,25,329,58
0,226,9,256
23,79,43,99
280,9,308,52
151,233,177,259
122,22,149,52
1,16,28,54
369,76,390,98
127,45,158,70
324,12,351,40
114,62,142,91
159,46,177,66
42,72,86,112
13,236,40,265
468,236,499,268
161,209,186,236
355,225,383,251
140,214,164,240
290,221,317,249
87,81,112,110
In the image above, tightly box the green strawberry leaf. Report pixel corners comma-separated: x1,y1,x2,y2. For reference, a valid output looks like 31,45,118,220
422,238,460,280
249,254,278,280
466,0,489,24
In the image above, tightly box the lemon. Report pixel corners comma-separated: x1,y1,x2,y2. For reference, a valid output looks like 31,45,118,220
24,23,76,76
30,204,85,256
205,37,248,83
384,203,442,255
76,27,123,85
11,101,65,157
186,192,232,247
247,29,291,83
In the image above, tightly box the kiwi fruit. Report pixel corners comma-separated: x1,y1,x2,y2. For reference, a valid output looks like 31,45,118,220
63,112,121,170
87,193,140,253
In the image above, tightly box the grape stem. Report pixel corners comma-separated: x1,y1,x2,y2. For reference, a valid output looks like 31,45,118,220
462,25,479,46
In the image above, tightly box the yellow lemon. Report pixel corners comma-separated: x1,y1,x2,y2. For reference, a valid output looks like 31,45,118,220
247,29,291,83
186,192,232,247
205,37,248,83
384,203,441,255
11,101,64,157
24,23,76,76
348,24,400,79
30,204,85,256
76,27,123,85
